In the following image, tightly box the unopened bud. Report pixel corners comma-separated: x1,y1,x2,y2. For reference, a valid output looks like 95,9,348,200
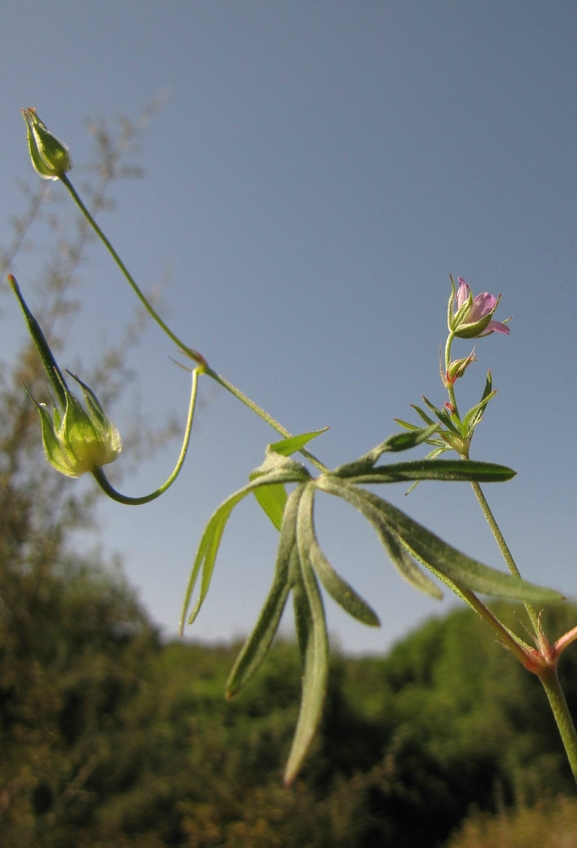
22,108,71,180
444,349,477,386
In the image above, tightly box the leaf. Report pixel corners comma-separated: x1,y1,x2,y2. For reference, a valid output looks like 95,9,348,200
226,486,304,697
394,418,421,431
333,424,439,478
342,458,516,486
285,518,329,785
362,488,562,602
180,468,309,634
252,483,287,530
268,427,329,457
379,425,440,453
462,390,497,431
422,395,461,434
249,452,310,527
249,440,313,529
318,477,441,598
317,477,563,603
298,483,380,626
411,404,436,427
375,522,443,599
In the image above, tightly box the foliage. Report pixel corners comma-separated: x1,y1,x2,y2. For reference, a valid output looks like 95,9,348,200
4,539,577,848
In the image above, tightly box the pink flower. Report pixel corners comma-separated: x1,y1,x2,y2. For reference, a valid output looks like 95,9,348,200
451,277,510,338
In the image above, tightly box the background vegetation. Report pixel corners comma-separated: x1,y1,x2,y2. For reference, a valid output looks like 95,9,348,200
2,116,576,848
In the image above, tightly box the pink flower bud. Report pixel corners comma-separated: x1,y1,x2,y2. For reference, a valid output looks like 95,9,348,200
449,277,511,339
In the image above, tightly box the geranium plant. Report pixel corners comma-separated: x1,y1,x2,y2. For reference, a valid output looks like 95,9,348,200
10,109,577,785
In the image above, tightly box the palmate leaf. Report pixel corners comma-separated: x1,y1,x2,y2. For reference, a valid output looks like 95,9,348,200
180,466,310,634
226,486,305,698
319,477,562,603
297,482,380,625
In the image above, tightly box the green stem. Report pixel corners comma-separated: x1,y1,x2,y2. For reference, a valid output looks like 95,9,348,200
470,480,540,634
91,367,200,504
539,666,577,785
60,174,206,365
61,174,327,471
206,368,328,473
444,332,458,414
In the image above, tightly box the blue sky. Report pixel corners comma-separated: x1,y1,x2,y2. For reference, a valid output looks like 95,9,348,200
1,1,576,653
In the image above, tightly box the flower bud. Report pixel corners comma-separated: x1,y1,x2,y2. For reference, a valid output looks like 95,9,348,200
22,108,71,180
448,276,510,339
444,349,477,386
33,376,121,478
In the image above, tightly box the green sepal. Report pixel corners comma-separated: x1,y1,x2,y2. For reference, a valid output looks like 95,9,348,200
226,486,304,698
298,483,380,625
35,399,78,477
9,275,68,406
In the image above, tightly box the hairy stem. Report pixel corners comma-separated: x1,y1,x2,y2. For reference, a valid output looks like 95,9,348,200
539,666,577,785
61,174,206,365
470,480,540,634
60,174,327,471
206,368,328,473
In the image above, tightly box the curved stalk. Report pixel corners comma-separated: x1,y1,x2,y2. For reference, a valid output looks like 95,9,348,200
91,367,201,504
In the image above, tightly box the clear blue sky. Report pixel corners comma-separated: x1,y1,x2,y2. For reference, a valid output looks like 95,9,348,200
1,1,576,653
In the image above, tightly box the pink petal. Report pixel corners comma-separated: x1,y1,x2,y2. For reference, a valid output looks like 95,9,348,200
456,278,470,309
479,320,510,336
469,292,497,322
